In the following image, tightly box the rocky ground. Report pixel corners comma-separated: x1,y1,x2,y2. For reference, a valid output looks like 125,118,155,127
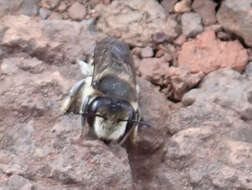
0,0,252,189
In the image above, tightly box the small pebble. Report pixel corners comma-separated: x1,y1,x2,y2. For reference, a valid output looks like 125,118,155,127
140,47,154,58
174,0,192,13
39,8,51,19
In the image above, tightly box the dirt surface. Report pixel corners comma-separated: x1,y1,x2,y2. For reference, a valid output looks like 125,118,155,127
0,0,252,190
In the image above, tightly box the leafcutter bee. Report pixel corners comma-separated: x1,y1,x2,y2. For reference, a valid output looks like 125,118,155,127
61,37,148,145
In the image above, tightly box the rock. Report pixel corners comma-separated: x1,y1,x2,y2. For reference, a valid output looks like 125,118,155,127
49,142,133,189
151,32,166,44
183,69,252,120
103,0,111,5
178,30,248,74
48,12,63,20
192,0,217,26
90,0,103,7
95,0,179,46
205,24,222,32
217,0,252,47
68,2,87,21
40,0,61,10
140,46,154,58
128,78,174,189
161,0,178,13
248,49,252,61
217,31,233,41
164,67,204,101
164,69,252,189
155,49,165,58
1,58,19,74
7,175,34,190
0,0,39,17
174,0,191,13
174,34,186,46
0,54,134,189
57,1,68,12
245,62,252,77
135,57,169,82
136,57,203,100
0,15,100,64
181,12,203,38
39,8,51,19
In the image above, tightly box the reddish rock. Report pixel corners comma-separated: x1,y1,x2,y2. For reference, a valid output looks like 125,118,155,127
103,0,111,5
68,2,87,21
192,0,217,26
57,1,68,12
174,35,186,46
155,49,165,58
40,0,61,10
178,30,248,74
136,57,169,83
136,58,203,100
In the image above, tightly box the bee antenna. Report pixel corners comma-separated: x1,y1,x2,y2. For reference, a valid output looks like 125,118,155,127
120,119,152,127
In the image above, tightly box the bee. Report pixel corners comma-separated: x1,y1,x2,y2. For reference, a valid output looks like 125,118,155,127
61,38,148,145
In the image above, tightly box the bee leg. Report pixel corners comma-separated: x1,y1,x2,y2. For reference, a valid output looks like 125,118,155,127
130,109,141,145
79,96,91,140
60,79,85,114
76,59,93,77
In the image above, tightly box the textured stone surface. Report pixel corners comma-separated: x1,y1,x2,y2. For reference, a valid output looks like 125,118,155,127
183,69,252,121
174,0,191,13
40,0,61,10
39,8,51,19
68,2,87,21
161,0,178,13
1,2,252,189
136,57,203,100
245,62,252,77
0,0,39,17
217,0,252,47
192,0,217,26
162,69,252,190
178,30,248,74
181,12,203,38
0,54,133,190
128,78,174,190
140,46,154,58
0,15,101,64
95,0,179,46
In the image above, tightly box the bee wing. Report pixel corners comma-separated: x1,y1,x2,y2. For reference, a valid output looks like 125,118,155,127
92,38,136,86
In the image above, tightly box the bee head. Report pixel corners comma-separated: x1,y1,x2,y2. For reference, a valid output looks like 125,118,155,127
87,97,135,126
